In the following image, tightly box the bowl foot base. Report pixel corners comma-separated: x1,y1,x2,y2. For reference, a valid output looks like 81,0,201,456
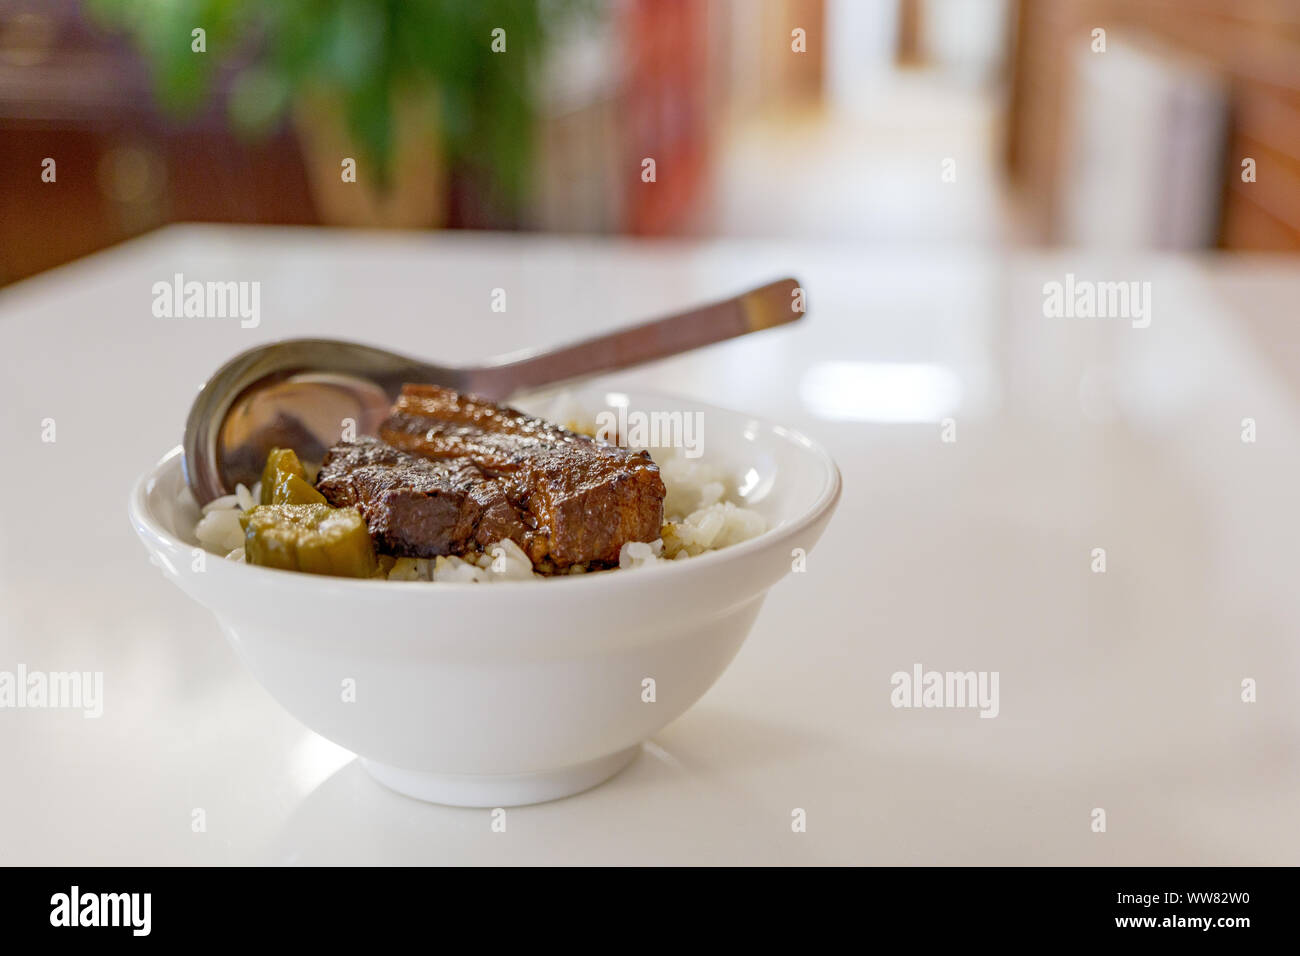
360,745,641,807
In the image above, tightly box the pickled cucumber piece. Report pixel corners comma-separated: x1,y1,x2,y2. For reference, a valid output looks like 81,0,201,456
259,447,309,505
271,472,327,506
240,504,377,578
259,447,328,506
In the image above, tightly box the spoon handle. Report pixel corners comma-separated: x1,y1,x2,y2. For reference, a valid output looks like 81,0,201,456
466,277,804,399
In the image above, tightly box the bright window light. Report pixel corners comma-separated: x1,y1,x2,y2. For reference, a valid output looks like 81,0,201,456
799,361,962,422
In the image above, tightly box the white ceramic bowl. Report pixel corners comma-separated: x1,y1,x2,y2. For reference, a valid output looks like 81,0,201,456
129,386,840,806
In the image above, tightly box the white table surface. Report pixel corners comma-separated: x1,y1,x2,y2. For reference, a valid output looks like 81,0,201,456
1,224,1297,865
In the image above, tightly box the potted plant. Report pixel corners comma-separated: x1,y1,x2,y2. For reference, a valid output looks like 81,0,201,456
86,0,582,227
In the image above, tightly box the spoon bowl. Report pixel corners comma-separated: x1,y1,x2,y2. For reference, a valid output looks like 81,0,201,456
183,277,803,503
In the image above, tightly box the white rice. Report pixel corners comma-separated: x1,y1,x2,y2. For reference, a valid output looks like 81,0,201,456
194,482,259,558
190,401,766,580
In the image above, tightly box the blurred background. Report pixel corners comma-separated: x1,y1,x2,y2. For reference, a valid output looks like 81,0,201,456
3,0,1297,286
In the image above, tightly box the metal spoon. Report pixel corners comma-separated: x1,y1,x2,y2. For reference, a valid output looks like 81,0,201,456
183,276,804,504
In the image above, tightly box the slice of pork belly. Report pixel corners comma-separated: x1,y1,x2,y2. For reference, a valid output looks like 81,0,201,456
316,438,528,559
378,384,666,568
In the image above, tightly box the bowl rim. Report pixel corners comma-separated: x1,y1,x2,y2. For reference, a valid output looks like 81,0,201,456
129,388,842,592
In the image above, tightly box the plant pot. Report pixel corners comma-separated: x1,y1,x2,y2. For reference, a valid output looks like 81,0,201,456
294,90,447,229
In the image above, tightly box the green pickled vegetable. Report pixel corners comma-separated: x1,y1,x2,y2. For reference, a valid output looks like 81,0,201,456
240,504,377,578
272,472,327,506
260,447,327,506
260,447,307,504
